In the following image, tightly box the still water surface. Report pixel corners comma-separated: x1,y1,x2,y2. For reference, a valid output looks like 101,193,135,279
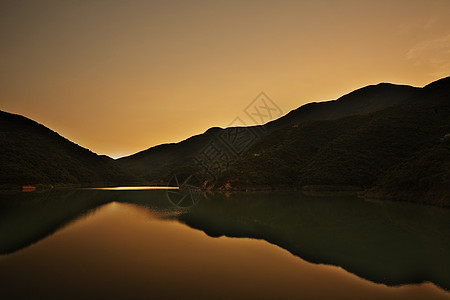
0,189,449,299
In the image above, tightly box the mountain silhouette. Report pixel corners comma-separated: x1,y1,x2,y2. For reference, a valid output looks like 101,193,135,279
117,76,450,206
117,82,419,182
265,82,418,131
213,76,450,206
2,76,449,206
0,111,140,188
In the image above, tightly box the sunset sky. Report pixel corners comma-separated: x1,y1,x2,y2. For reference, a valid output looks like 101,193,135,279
1,0,450,158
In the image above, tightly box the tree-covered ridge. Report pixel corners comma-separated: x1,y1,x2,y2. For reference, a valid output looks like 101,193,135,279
0,111,140,188
214,77,450,206
117,81,419,182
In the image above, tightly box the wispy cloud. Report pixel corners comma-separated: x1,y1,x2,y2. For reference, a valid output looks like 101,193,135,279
406,34,450,77
423,17,437,30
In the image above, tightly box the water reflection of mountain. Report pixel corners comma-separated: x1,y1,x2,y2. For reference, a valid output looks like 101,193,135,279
175,192,450,291
1,189,449,291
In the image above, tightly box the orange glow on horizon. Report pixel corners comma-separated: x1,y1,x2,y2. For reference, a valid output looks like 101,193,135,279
89,186,179,190
1,0,449,158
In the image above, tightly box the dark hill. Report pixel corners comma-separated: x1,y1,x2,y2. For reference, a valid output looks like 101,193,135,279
116,126,226,183
0,111,140,188
215,76,450,206
117,82,419,182
265,83,418,131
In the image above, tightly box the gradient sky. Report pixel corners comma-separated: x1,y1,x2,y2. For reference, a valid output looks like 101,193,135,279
1,0,450,158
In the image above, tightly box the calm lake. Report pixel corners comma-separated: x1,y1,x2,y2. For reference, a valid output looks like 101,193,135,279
0,189,449,299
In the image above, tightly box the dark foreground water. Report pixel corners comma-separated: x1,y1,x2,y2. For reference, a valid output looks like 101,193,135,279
0,189,449,299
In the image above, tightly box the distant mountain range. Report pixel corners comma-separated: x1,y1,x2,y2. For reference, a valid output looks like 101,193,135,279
213,76,450,206
116,81,420,181
1,76,449,206
116,76,450,206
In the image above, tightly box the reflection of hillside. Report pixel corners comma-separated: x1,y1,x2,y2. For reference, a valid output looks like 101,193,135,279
175,192,450,290
0,189,181,255
0,190,110,255
1,189,449,292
